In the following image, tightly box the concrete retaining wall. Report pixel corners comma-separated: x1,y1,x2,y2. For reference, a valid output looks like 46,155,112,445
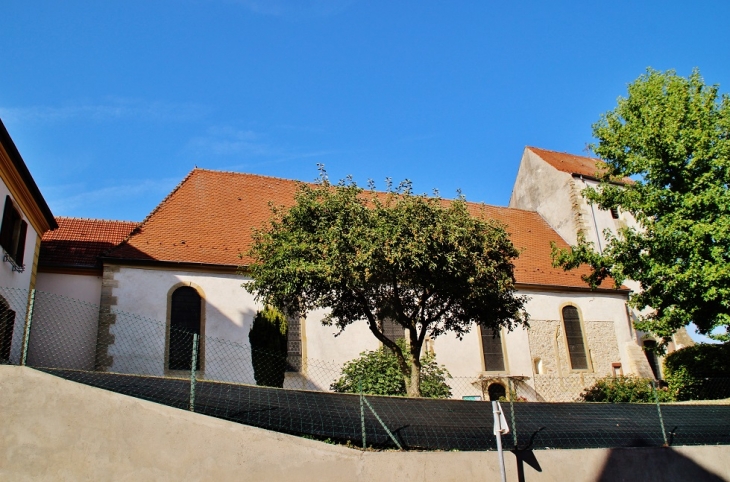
1,366,728,481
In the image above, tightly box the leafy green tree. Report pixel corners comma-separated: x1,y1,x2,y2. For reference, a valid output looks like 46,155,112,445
331,339,453,399
245,170,528,397
663,342,730,400
552,68,730,343
249,306,288,387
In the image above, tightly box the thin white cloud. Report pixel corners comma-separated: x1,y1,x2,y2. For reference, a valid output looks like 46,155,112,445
228,0,356,18
187,126,338,165
46,178,180,215
0,98,208,124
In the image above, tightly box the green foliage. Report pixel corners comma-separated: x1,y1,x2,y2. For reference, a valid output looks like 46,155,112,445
249,306,288,388
552,68,730,341
245,168,527,396
579,376,673,403
663,343,730,400
331,340,453,398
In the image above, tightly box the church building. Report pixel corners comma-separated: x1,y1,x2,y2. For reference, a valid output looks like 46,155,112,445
33,147,688,400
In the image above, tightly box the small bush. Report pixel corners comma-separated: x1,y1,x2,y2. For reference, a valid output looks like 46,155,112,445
249,307,288,388
664,343,730,401
331,339,452,398
579,376,673,403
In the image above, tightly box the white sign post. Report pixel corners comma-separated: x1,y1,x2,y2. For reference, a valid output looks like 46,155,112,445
492,401,510,482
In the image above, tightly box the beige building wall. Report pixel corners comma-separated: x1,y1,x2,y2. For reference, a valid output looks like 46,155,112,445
3,366,730,482
509,149,580,244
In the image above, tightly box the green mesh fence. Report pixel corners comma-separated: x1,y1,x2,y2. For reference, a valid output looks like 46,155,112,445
1,286,729,451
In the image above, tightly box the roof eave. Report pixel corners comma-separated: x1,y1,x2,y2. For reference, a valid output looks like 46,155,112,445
515,282,631,295
99,256,243,274
0,119,57,231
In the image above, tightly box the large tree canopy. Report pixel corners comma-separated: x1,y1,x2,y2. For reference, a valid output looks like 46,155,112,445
245,171,528,397
552,68,730,343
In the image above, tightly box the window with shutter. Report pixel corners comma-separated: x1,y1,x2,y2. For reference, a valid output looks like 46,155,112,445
480,327,506,372
168,286,202,371
562,305,588,370
0,196,27,270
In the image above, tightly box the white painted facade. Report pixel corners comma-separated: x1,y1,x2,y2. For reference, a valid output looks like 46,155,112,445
0,180,39,291
0,179,41,365
87,260,642,401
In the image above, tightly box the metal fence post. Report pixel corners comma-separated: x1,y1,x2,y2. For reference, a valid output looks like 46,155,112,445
508,378,518,448
189,333,199,411
359,380,367,449
20,288,36,366
651,380,668,446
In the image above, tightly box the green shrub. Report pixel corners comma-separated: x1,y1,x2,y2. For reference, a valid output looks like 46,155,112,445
663,343,730,401
579,376,673,403
331,339,452,398
249,307,288,388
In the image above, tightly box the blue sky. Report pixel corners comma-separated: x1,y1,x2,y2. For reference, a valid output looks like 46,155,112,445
2,1,729,339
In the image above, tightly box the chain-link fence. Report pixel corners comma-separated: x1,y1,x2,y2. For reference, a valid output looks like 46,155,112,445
1,286,729,451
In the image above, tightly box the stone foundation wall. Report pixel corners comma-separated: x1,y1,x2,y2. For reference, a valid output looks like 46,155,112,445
528,319,621,401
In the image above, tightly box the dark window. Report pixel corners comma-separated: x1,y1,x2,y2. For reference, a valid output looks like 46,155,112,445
480,327,506,372
562,306,588,370
643,340,660,379
487,383,506,401
0,196,27,267
610,207,620,219
168,286,202,371
0,297,16,361
286,313,302,372
381,318,404,345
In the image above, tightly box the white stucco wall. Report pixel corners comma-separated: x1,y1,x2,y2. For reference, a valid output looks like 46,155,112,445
575,178,642,254
26,273,103,370
0,180,39,292
106,266,260,383
35,272,102,305
101,265,636,401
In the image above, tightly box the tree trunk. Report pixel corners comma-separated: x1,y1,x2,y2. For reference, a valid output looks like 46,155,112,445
406,360,422,397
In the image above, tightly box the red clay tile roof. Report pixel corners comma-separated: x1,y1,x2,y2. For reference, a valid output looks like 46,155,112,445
39,217,138,269
105,169,619,291
527,146,633,184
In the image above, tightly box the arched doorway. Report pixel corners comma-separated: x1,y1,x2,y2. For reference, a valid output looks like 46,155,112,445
168,286,202,371
0,296,16,362
488,382,507,401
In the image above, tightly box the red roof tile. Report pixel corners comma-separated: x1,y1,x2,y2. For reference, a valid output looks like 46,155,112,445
528,146,632,184
105,169,619,290
40,217,138,269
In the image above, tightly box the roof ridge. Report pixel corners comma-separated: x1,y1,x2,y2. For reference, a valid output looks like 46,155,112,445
192,168,316,186
192,168,541,214
55,216,138,224
527,145,603,160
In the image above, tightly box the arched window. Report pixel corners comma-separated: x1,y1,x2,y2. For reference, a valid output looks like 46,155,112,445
480,327,506,372
562,305,588,370
0,296,16,361
168,286,202,371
